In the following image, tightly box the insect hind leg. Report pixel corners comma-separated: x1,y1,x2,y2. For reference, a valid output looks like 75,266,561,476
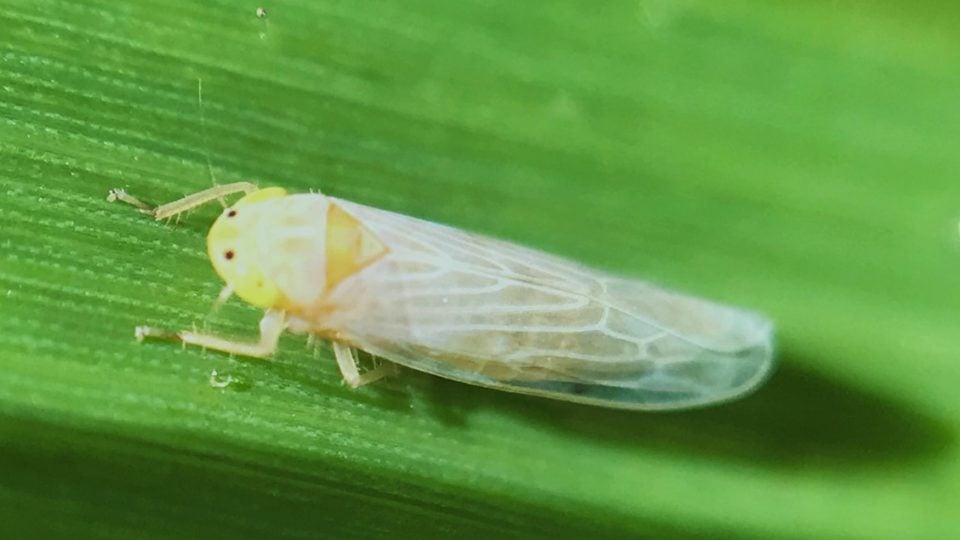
332,341,398,388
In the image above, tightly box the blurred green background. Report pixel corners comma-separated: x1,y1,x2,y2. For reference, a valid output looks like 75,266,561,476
2,0,959,538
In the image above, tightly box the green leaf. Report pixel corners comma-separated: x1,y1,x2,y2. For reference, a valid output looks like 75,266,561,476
2,1,959,538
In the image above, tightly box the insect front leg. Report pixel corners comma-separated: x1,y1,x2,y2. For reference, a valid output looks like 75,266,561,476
331,341,398,388
107,181,259,220
136,309,286,359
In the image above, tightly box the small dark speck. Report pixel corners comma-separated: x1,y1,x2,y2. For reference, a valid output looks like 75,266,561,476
227,209,237,218
225,250,235,260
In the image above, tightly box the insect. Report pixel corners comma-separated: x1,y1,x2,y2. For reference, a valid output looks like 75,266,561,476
108,182,775,410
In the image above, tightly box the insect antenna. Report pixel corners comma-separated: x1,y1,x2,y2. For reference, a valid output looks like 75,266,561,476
204,284,234,321
197,77,226,208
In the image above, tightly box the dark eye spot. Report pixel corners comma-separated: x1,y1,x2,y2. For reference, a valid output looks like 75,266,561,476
227,209,237,218
224,250,235,260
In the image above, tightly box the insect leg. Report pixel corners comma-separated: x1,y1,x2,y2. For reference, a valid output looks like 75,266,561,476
136,309,286,359
107,181,259,221
331,341,398,388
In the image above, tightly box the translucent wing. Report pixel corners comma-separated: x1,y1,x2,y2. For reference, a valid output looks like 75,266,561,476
323,198,775,410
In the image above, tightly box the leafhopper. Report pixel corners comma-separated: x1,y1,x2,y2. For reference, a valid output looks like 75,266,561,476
109,183,775,409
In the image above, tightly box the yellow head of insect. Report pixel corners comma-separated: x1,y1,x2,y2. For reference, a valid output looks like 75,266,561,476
207,187,289,309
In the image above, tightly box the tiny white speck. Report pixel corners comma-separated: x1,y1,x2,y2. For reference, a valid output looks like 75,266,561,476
255,7,267,18
209,369,235,389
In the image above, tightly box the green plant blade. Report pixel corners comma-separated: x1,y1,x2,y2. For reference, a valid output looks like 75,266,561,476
2,1,959,538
